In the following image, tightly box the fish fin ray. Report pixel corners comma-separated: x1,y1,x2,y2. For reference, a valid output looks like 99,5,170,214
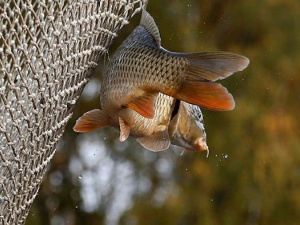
127,92,158,119
73,109,110,133
136,129,170,152
119,117,130,142
175,81,235,111
140,9,161,47
186,52,249,82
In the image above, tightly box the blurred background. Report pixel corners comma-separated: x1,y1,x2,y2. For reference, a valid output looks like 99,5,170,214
26,0,300,224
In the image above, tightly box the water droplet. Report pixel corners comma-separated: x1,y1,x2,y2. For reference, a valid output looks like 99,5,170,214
78,175,82,179
211,199,214,202
223,154,229,159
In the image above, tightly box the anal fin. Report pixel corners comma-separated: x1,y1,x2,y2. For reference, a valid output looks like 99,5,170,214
119,117,130,142
175,81,235,111
136,129,170,152
73,109,110,133
127,92,158,118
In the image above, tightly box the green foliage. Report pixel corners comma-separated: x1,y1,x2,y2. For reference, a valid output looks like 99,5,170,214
26,0,300,224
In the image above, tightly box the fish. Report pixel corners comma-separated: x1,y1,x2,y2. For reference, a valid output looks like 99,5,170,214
168,101,208,153
73,9,249,152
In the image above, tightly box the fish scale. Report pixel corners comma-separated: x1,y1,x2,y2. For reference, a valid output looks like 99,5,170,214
123,93,175,137
74,9,249,152
102,46,182,109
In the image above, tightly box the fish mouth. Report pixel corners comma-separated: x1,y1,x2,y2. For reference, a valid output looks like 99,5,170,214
194,137,208,151
181,137,208,152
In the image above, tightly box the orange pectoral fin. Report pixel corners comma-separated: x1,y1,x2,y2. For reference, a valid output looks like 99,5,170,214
73,109,110,133
127,92,158,119
175,81,235,111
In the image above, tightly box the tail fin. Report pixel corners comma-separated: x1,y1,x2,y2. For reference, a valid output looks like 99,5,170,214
186,52,249,82
176,81,235,111
173,52,249,111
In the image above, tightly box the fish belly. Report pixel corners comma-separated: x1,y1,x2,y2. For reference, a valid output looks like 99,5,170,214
119,93,175,138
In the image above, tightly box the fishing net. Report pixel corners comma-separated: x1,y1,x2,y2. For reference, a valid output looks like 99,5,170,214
0,0,146,224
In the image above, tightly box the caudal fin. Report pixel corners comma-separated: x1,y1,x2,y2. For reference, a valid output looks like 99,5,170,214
173,52,249,111
176,81,235,110
186,52,249,82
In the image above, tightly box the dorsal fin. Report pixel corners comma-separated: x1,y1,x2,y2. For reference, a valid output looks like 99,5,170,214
140,9,161,47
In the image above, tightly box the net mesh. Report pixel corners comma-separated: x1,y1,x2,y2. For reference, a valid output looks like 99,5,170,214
0,0,146,224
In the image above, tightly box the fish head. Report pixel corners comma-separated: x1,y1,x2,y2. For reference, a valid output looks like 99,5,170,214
169,101,208,152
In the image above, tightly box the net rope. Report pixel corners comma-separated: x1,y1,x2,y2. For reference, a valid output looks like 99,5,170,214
0,0,146,224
